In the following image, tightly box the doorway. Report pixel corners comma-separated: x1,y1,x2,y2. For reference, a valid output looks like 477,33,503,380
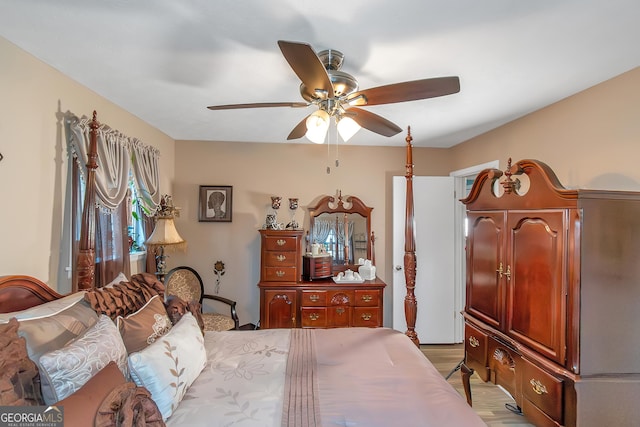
449,160,499,342
392,160,499,344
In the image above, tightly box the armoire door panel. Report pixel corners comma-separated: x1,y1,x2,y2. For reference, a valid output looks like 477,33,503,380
507,210,567,364
466,211,505,329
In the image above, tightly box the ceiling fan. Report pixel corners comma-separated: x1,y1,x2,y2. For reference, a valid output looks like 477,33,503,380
207,40,460,143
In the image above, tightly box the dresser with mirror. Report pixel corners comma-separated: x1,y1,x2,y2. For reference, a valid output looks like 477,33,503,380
258,192,386,329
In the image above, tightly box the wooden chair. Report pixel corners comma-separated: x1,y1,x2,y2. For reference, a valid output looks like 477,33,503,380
164,266,239,331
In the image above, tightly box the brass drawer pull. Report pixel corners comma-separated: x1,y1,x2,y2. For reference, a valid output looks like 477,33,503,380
276,239,286,246
469,336,480,348
504,264,511,280
361,313,372,321
275,270,285,277
309,294,320,302
530,379,547,395
336,308,345,315
276,254,286,262
361,294,373,302
496,262,503,278
309,313,320,321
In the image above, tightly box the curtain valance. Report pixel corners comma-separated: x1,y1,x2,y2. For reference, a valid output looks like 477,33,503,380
66,113,160,214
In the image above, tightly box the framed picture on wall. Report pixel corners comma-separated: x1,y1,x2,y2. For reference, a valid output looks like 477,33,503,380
199,185,232,222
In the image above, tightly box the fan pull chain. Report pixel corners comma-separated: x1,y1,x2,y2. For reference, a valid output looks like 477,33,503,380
326,132,331,174
334,122,340,168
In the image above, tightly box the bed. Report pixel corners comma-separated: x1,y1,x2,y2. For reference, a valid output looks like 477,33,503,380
0,114,485,426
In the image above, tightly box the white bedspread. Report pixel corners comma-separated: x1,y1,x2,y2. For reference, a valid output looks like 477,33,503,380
167,328,486,427
167,329,290,427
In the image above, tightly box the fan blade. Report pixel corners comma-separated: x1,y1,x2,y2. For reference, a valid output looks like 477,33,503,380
347,107,402,137
277,40,334,99
207,102,308,110
347,76,460,106
287,115,309,140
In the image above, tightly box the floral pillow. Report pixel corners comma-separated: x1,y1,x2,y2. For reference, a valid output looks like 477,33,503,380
117,295,172,353
128,312,206,420
38,314,129,404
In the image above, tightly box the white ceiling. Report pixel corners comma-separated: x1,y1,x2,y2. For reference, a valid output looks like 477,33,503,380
1,0,638,147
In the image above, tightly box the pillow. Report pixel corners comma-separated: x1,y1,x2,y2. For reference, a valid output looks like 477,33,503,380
0,318,43,405
16,298,99,363
95,382,165,427
38,314,129,404
84,281,158,320
117,295,172,353
105,272,129,288
164,295,205,334
56,361,126,426
130,272,166,299
0,291,86,323
128,312,206,420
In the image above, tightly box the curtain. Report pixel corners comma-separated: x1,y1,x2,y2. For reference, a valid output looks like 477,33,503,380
312,219,333,246
66,113,161,287
312,218,355,262
130,139,161,216
144,215,157,274
67,116,131,211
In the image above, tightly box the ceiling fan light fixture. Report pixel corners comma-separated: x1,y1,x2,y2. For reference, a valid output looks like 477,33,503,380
337,116,361,142
305,109,330,144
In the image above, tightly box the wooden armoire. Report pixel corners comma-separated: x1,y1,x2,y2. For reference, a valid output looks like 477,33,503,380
461,159,640,427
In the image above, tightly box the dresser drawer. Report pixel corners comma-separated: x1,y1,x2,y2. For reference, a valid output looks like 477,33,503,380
301,307,327,327
352,307,380,326
465,323,488,366
327,290,353,306
264,236,299,251
354,289,380,307
263,266,297,282
327,306,351,327
487,340,520,401
264,251,297,267
521,399,561,427
301,290,327,306
522,359,564,424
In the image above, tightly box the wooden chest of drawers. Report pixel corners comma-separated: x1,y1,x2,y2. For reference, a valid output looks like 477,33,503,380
259,229,303,283
302,254,332,280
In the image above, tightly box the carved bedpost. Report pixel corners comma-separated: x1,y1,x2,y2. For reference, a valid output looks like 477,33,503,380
75,111,99,291
404,127,419,346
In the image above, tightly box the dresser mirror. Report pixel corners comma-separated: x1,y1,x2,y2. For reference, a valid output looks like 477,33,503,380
308,192,373,271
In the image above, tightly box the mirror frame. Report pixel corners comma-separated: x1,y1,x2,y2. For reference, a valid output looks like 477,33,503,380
308,193,373,270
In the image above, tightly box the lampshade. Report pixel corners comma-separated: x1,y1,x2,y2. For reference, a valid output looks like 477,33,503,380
337,116,361,142
305,109,330,144
146,217,186,249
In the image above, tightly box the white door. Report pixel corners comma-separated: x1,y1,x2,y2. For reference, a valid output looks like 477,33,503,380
392,176,455,344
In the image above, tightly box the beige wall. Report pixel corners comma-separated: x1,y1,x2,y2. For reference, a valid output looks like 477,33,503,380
3,33,639,327
170,141,452,325
0,37,175,291
450,67,640,190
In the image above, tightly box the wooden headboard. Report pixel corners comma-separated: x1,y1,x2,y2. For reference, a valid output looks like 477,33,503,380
0,275,63,313
0,113,420,345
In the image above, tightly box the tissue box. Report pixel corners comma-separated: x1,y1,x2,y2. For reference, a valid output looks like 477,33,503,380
358,262,376,280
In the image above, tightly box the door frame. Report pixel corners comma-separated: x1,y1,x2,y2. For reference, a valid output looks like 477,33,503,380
450,160,500,342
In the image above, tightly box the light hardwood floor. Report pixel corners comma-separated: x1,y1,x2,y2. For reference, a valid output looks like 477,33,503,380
421,344,535,427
